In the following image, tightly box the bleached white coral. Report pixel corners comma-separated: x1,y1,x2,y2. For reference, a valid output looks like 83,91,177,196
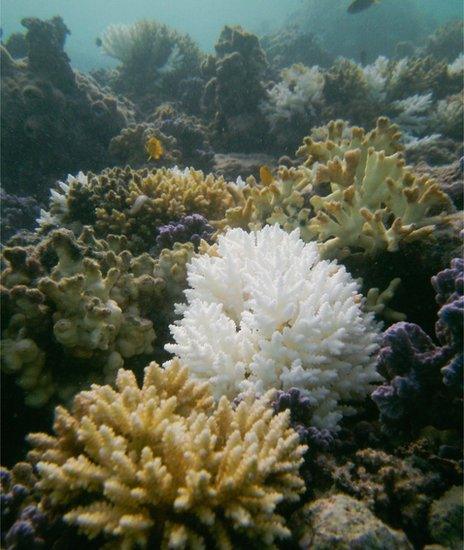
448,53,464,76
166,225,381,429
36,172,88,229
392,93,434,135
362,56,388,102
261,64,325,129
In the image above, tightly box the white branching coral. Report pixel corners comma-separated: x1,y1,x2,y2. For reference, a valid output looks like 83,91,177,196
392,93,434,136
260,64,325,129
28,360,306,549
362,56,389,102
166,225,381,429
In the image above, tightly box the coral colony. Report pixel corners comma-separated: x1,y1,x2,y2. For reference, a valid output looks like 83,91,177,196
0,8,463,550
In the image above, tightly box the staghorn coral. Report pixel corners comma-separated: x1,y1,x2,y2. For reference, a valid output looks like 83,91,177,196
27,360,307,549
334,448,444,546
296,117,454,259
433,91,464,141
100,20,203,114
1,16,134,199
372,258,463,436
37,165,239,255
202,25,270,152
166,225,381,430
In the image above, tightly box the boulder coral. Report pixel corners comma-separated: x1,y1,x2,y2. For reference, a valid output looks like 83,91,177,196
1,16,134,198
27,360,307,549
166,225,381,429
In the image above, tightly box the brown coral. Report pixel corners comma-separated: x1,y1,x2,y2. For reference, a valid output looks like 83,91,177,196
27,361,307,549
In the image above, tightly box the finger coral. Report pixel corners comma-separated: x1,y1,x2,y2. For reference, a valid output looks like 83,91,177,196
166,224,381,430
296,117,454,259
27,360,307,549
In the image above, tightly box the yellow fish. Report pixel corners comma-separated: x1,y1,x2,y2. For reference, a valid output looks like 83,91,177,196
145,136,164,161
259,165,273,185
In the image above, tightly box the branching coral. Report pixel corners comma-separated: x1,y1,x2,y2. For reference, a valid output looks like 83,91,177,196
37,165,240,255
27,360,307,548
372,258,463,435
296,117,453,258
166,225,381,430
100,20,203,111
260,64,325,152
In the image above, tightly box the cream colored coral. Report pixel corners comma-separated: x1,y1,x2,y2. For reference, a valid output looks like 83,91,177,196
28,361,306,549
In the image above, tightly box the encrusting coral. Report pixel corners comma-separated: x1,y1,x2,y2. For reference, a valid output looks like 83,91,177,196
37,165,240,255
166,224,381,430
372,258,463,436
27,360,307,549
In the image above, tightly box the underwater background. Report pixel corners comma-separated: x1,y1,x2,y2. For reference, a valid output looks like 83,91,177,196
1,0,463,548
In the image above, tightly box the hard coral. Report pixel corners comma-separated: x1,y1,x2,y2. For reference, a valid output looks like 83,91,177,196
38,165,239,255
203,26,270,152
166,225,381,430
372,259,463,435
1,16,134,198
100,20,203,113
296,117,453,259
0,228,168,407
27,361,306,549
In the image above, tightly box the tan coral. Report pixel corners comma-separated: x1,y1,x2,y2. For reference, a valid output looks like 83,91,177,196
28,360,307,549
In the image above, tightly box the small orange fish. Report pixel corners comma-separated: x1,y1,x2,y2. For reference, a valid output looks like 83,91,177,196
145,136,164,161
260,165,273,185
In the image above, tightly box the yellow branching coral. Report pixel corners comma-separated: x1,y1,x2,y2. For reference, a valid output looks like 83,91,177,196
220,165,314,240
27,361,307,549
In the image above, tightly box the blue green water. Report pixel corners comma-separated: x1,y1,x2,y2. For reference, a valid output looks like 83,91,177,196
2,0,462,70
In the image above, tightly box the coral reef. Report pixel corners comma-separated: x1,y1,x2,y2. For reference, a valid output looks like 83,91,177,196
428,486,463,549
422,20,464,62
37,165,239,254
27,361,306,548
296,118,454,259
414,158,464,211
372,258,463,435
1,16,134,198
334,449,444,545
202,25,270,151
261,24,333,72
166,225,381,430
149,103,215,171
0,188,41,243
261,64,325,153
100,20,203,114
293,494,413,549
156,214,214,251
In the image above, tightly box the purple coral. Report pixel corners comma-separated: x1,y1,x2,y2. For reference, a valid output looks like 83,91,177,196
272,389,334,450
372,258,463,434
156,214,214,250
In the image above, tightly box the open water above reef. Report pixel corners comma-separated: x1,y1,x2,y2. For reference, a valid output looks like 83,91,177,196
1,1,463,549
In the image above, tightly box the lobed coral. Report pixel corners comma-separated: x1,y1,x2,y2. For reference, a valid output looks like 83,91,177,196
372,258,463,435
27,360,307,549
0,227,185,408
166,225,381,430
